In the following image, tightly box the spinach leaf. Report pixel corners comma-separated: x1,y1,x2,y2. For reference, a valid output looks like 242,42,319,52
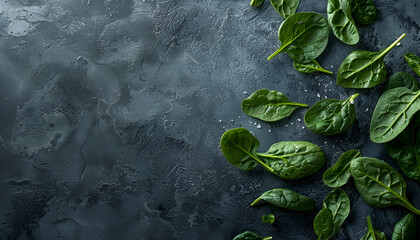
268,12,329,61
251,188,316,211
327,0,359,45
323,149,361,187
270,0,300,19
323,188,351,237
256,141,326,180
392,213,417,240
361,217,386,240
293,59,333,74
350,157,420,215
383,72,420,93
304,93,359,135
350,0,378,25
233,231,273,240
313,208,334,240
370,87,420,143
250,0,264,7
337,33,407,88
262,214,275,225
405,53,420,77
241,89,308,122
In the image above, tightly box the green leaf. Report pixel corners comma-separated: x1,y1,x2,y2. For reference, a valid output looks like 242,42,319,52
337,33,407,88
392,213,417,240
327,0,359,45
262,214,276,225
383,72,420,93
361,217,386,240
268,12,329,61
241,89,308,122
270,0,300,19
304,93,359,135
323,188,351,237
405,53,420,77
350,157,420,215
350,0,378,25
256,141,326,180
233,231,273,240
251,188,316,211
293,59,333,74
250,0,265,7
313,208,334,240
323,150,361,187
370,87,420,143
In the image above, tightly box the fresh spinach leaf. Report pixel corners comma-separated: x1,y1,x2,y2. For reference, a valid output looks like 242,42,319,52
350,0,378,25
327,0,359,45
323,149,361,187
323,188,351,237
270,0,300,19
304,93,359,135
293,59,333,74
251,188,316,211
337,33,407,88
268,12,329,61
233,231,273,240
262,214,275,224
361,217,386,240
392,213,417,240
405,53,420,77
313,208,334,240
370,87,420,143
350,157,420,215
241,89,308,122
383,72,420,93
250,0,264,7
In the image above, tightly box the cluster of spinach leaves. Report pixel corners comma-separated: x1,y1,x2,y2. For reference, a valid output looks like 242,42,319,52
361,214,418,240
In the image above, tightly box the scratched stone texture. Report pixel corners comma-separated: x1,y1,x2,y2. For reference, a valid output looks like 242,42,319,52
0,0,420,239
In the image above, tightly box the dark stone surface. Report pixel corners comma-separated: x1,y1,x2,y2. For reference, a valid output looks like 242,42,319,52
0,0,420,239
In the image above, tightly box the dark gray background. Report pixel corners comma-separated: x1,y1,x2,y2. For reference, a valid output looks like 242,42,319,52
0,0,420,239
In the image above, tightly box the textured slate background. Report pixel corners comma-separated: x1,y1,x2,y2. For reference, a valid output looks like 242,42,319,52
0,0,420,239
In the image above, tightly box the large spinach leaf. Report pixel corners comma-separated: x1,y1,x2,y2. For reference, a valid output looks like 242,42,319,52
405,53,420,77
392,213,417,240
313,208,334,240
251,188,315,211
350,157,420,215
323,188,351,237
268,12,329,61
323,149,361,187
370,87,420,143
383,72,420,93
293,59,333,74
241,89,308,122
304,93,358,135
327,0,359,45
361,217,386,240
350,0,378,25
233,231,273,240
270,0,300,19
337,33,407,88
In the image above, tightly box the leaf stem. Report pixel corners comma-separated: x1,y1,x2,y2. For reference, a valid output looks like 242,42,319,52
268,45,287,60
316,67,333,75
402,201,420,215
366,217,373,231
250,0,256,6
341,93,359,106
262,237,273,240
249,154,274,172
381,33,406,57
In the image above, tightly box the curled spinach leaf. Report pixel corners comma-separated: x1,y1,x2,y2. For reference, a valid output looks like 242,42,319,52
370,87,420,143
293,59,333,74
323,149,361,187
392,213,417,240
251,188,315,211
327,0,359,45
241,89,308,122
313,208,334,240
304,93,359,135
262,214,275,225
405,53,420,77
383,72,420,93
350,0,378,25
350,157,420,215
268,12,329,61
250,0,264,7
323,188,351,237
337,33,407,88
270,0,300,19
361,217,386,240
233,231,273,240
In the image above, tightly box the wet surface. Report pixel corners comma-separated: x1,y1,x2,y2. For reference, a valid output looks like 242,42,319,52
0,0,420,239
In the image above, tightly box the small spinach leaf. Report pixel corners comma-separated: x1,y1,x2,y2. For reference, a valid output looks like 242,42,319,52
304,93,359,135
405,53,420,77
350,0,378,25
270,0,300,19
327,0,359,45
250,0,264,7
268,12,329,61
251,188,316,211
323,188,351,237
350,157,420,215
241,89,308,122
233,231,273,240
293,59,333,74
383,72,420,93
323,149,361,187
392,213,417,240
361,217,386,240
313,208,334,240
337,33,407,88
262,214,275,225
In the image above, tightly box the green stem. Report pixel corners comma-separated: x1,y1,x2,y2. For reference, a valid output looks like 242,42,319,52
231,142,274,172
256,153,288,164
268,45,287,60
251,197,261,206
316,67,333,75
380,33,406,57
250,0,256,6
262,237,273,240
341,93,359,106
402,201,420,215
